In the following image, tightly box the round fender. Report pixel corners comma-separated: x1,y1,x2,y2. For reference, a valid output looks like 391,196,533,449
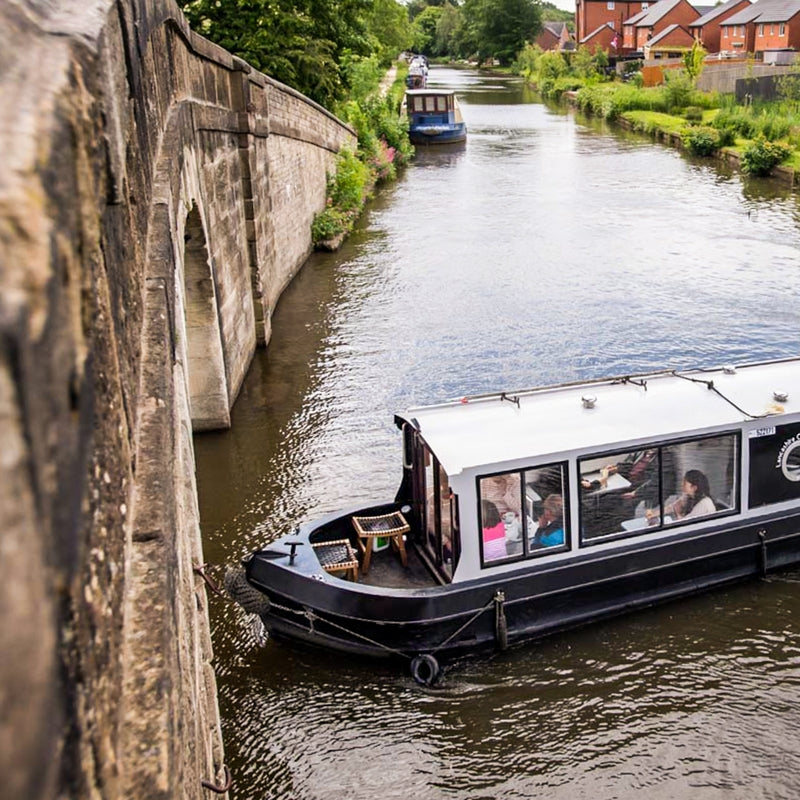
410,653,440,686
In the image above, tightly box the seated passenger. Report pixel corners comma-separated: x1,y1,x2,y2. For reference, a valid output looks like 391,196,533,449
481,499,507,561
647,469,715,523
532,494,564,548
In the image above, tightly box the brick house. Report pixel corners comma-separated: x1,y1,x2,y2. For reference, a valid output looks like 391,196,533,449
536,21,574,51
623,0,702,51
721,0,800,56
689,0,753,53
575,0,650,44
581,22,622,52
644,23,696,57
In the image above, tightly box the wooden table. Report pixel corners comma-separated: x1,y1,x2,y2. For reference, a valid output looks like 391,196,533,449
351,511,410,574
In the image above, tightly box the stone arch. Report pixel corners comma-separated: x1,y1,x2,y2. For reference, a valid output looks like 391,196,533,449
182,203,231,430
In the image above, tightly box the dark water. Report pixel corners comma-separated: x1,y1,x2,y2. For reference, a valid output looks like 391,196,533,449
195,68,800,799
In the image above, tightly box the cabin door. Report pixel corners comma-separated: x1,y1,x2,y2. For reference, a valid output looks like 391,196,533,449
413,437,458,579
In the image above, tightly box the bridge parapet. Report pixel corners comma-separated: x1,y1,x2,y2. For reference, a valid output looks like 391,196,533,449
0,1,355,797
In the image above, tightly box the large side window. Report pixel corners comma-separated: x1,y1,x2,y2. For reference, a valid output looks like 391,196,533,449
579,448,660,540
658,434,738,526
579,435,738,543
479,463,567,566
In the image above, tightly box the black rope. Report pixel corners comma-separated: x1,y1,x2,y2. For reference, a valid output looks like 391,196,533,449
670,370,770,419
501,392,520,408
612,375,648,390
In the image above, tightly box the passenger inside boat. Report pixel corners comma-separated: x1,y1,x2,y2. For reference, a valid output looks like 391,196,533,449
579,432,738,541
531,494,564,548
481,500,507,561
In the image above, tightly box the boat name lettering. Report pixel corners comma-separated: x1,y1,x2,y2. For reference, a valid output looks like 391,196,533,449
749,426,776,438
775,432,800,469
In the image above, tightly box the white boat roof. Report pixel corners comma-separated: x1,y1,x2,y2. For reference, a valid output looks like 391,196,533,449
397,359,800,476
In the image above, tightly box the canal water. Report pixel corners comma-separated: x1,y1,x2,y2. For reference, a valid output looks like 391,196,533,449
195,67,800,799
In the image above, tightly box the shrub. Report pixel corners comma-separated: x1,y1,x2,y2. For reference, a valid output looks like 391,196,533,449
311,206,349,242
684,106,704,123
329,146,370,211
740,135,792,175
682,125,722,155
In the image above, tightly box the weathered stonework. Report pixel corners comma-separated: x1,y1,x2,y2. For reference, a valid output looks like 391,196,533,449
0,1,355,798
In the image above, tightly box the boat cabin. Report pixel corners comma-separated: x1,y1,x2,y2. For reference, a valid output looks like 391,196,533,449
394,359,800,586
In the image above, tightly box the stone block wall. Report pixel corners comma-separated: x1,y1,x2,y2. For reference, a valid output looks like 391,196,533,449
0,1,355,798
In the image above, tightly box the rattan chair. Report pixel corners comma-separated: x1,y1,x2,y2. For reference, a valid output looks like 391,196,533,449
311,538,359,582
351,511,409,574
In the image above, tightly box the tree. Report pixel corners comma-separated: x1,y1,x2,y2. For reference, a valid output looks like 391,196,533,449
180,0,373,107
412,5,445,55
368,0,414,65
682,40,707,85
461,0,542,65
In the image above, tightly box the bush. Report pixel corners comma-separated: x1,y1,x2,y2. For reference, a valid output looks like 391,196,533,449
311,206,349,242
684,106,704,123
740,135,792,175
682,125,722,155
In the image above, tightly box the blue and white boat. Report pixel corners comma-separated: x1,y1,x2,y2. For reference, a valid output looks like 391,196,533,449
404,89,467,145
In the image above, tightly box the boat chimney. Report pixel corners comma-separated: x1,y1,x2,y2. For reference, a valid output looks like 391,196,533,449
773,390,789,403
581,395,597,409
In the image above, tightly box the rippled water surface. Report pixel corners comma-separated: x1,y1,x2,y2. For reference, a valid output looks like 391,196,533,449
195,67,800,799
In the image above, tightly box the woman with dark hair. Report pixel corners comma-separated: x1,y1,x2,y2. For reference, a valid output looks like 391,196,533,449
649,469,715,523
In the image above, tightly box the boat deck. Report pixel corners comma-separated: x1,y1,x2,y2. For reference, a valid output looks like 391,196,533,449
356,544,439,590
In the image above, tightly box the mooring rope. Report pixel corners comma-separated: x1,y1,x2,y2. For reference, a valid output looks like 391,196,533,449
670,370,771,419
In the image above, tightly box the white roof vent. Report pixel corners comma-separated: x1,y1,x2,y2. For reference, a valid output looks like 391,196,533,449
722,365,737,375
581,395,597,409
773,390,789,403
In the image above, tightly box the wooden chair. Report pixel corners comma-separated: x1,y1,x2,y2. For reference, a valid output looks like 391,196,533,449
351,511,410,574
311,539,359,582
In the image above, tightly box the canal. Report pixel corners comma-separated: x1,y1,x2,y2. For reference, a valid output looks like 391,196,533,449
195,67,800,799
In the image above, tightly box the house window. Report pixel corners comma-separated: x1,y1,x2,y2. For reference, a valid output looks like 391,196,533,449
759,24,764,36
780,23,786,35
608,0,615,8
771,24,775,34
642,2,649,8
723,26,728,37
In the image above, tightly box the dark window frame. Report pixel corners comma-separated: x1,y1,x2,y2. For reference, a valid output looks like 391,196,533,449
477,461,571,569
578,431,742,547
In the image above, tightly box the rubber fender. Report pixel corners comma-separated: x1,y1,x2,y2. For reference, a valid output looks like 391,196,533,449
410,653,440,686
224,567,271,617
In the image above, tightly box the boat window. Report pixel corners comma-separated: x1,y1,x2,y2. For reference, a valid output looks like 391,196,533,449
411,96,425,112
580,448,660,540
479,462,568,565
425,96,436,112
749,421,800,508
579,434,739,543
658,434,738,526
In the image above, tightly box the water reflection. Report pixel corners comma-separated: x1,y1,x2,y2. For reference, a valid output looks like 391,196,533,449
196,67,800,799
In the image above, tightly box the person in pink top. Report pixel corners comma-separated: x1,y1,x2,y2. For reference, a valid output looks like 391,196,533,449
482,499,507,562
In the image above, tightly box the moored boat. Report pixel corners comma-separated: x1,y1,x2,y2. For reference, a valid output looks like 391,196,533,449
403,88,467,145
235,358,800,683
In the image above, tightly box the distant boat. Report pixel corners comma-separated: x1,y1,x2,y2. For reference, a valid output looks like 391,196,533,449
403,89,467,145
406,54,428,89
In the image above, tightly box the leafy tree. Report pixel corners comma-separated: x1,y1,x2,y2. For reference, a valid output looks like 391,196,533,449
412,5,445,55
180,0,374,107
777,65,800,111
461,0,542,65
436,4,465,58
682,40,707,85
367,0,414,65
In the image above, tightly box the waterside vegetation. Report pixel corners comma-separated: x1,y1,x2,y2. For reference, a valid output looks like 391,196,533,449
517,44,800,179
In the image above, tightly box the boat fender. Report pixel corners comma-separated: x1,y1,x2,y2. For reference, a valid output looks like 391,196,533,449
224,567,271,617
410,653,440,686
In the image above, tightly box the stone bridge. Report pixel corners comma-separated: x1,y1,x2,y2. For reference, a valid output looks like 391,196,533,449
0,1,355,797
